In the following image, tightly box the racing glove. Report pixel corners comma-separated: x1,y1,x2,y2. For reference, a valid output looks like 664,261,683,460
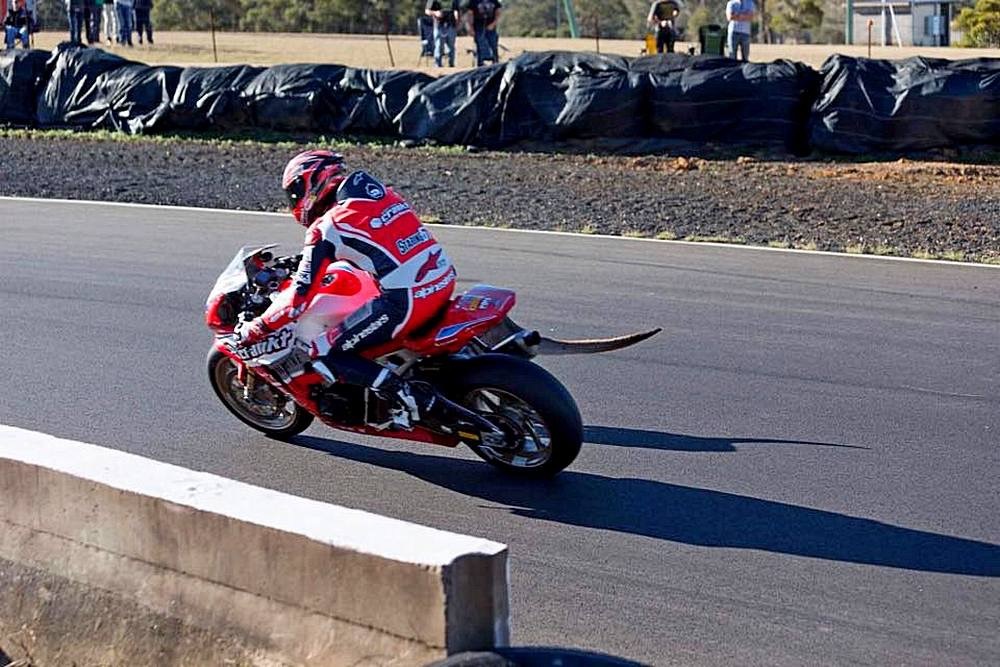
235,318,272,348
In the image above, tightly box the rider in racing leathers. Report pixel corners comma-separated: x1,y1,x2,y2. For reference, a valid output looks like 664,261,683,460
236,150,458,425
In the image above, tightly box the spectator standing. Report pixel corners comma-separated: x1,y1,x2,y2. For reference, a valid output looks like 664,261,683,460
15,0,39,29
82,0,96,43
725,0,753,61
646,1,679,53
425,0,458,67
115,0,132,46
133,0,151,44
4,0,30,48
66,0,84,44
92,0,104,44
103,0,117,44
463,0,501,66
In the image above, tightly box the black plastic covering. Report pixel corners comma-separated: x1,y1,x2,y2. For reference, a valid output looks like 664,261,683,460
495,52,645,144
400,51,817,150
36,43,181,132
0,48,48,125
166,64,263,130
637,55,818,151
397,62,507,145
338,68,434,134
4,45,998,155
239,63,347,131
810,55,1000,153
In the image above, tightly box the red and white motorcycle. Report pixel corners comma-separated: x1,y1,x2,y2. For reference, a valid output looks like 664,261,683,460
205,245,658,477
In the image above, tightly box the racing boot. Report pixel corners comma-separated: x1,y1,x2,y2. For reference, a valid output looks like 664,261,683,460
373,369,445,427
373,370,504,444
309,360,426,427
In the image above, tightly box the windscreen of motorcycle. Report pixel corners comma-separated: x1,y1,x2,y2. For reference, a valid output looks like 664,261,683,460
207,244,279,302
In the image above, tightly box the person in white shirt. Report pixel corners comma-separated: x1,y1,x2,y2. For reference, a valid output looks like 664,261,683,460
725,0,754,61
103,0,117,44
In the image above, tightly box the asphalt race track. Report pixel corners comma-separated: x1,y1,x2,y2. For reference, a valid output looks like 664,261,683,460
2,198,998,666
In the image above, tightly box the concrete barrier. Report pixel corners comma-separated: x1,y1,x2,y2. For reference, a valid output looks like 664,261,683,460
0,424,509,666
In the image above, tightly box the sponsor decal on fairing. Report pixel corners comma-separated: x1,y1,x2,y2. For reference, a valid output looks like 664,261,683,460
234,327,296,360
434,316,497,343
458,295,494,311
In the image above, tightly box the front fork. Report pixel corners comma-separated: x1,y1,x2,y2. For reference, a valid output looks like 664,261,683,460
216,339,256,401
240,368,255,401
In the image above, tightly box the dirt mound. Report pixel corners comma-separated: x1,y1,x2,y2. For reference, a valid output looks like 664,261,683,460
1,134,997,263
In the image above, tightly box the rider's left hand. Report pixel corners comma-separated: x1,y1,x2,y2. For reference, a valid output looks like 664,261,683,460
235,319,271,347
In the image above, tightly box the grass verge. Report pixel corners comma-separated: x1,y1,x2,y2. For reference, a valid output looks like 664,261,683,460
0,127,409,151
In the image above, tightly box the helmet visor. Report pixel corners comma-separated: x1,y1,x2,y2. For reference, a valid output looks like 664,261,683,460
285,177,307,223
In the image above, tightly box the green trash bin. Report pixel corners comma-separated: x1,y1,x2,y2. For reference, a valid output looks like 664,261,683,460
699,24,725,56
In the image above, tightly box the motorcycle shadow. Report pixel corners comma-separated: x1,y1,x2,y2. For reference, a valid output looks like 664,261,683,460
291,434,999,577
581,425,867,452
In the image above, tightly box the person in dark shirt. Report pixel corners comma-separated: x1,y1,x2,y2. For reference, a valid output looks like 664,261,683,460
134,0,153,44
82,0,96,44
65,0,85,44
115,0,133,46
647,0,680,54
425,0,459,67
4,0,31,49
463,0,502,66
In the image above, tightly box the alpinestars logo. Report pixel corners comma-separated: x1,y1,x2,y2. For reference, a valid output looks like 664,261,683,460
340,314,390,351
396,227,430,254
236,328,295,360
415,249,443,283
415,267,456,299
371,202,410,229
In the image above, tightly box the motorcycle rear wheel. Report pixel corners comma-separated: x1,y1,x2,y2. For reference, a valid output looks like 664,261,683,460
447,356,583,478
207,348,314,440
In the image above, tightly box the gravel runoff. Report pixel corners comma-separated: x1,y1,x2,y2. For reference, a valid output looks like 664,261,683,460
3,135,999,262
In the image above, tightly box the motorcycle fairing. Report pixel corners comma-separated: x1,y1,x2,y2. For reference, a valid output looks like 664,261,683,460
406,285,516,354
293,262,382,350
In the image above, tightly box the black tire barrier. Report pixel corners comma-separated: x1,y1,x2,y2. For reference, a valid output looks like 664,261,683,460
809,55,1000,154
0,48,49,125
2,42,998,154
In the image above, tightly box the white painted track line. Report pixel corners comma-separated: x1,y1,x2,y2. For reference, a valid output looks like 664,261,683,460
3,195,996,269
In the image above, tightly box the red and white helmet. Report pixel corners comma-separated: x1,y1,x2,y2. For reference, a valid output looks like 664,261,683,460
282,150,348,226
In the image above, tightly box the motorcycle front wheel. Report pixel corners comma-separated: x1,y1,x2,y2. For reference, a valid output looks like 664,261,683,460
207,348,314,440
446,355,583,478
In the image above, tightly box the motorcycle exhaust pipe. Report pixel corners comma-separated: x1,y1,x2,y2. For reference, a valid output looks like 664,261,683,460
488,318,661,357
536,328,661,355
